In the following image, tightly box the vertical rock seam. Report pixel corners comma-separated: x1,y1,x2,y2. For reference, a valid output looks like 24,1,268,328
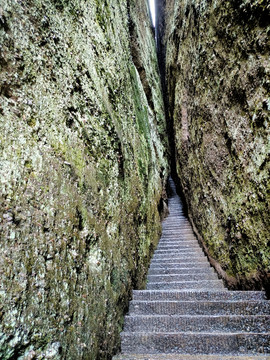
114,178,270,359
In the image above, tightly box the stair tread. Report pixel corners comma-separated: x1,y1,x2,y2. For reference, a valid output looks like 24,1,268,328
133,290,267,301
114,355,270,360
121,332,270,354
146,280,223,284
147,278,219,282
122,331,270,335
130,300,269,315
126,314,270,317
131,300,269,304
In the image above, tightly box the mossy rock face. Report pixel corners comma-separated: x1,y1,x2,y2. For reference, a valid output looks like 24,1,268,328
0,0,168,358
161,0,269,289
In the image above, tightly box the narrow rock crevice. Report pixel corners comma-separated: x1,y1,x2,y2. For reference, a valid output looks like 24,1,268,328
155,0,270,294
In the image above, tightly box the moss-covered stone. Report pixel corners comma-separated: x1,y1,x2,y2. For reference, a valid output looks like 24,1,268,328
160,0,269,290
0,0,168,358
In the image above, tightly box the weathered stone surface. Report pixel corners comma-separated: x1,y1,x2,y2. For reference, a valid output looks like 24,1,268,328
0,0,168,358
160,0,270,290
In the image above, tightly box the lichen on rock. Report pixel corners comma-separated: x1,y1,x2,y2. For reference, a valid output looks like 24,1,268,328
0,0,168,358
159,0,270,291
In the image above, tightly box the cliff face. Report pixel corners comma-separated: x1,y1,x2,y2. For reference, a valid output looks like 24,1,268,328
161,0,269,290
0,1,168,358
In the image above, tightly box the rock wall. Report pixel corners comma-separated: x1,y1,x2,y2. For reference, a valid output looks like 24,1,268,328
160,0,269,291
0,1,168,358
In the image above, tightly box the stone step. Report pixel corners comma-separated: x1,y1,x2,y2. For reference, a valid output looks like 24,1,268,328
163,218,194,223
158,240,198,245
162,222,192,225
163,224,190,227
167,211,185,214
162,229,193,232
155,245,201,250
149,263,210,269
157,243,200,248
161,227,193,230
148,268,216,275
161,231,194,235
162,225,193,229
158,240,199,245
167,203,183,205
161,234,195,238
129,300,270,315
167,207,184,209
164,209,185,212
156,246,201,251
132,290,267,301
163,220,188,223
163,218,190,221
160,236,196,240
153,250,204,257
150,258,209,264
120,332,270,355
146,280,224,290
159,237,197,241
165,215,186,218
160,233,196,236
163,218,188,220
156,247,200,252
151,257,207,263
157,244,198,248
165,202,183,204
157,244,200,249
155,249,202,254
159,239,197,243
162,224,192,227
114,354,270,360
163,223,189,226
161,236,195,239
152,254,206,261
147,273,219,282
162,226,194,229
149,262,211,269
151,253,207,259
162,230,194,234
124,315,270,333
167,203,183,206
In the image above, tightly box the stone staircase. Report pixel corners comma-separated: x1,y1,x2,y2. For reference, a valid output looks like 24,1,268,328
114,178,270,360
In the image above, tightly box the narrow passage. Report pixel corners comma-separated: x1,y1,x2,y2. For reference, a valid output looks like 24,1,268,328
114,178,270,359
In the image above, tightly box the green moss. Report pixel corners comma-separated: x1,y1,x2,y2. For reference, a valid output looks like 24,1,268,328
164,0,270,286
0,0,168,358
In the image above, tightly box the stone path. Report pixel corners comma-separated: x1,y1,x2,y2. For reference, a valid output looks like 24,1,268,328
114,178,270,359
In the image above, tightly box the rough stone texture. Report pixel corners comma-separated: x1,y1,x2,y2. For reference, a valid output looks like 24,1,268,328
114,355,270,360
159,0,270,291
0,1,168,358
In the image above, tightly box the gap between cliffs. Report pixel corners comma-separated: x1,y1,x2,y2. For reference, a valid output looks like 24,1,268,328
153,0,270,297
